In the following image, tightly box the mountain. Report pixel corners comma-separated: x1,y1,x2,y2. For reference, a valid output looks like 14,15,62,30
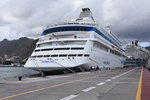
0,37,38,59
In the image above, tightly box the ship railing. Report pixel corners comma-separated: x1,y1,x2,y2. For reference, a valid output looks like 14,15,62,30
37,38,88,45
38,37,87,42
45,22,97,29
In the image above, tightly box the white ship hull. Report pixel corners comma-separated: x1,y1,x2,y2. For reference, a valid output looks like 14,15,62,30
25,50,125,72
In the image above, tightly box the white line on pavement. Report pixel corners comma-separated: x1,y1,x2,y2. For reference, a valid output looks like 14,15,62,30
116,68,136,78
112,77,116,79
97,82,105,86
82,86,96,92
105,79,111,82
60,95,78,100
60,68,136,100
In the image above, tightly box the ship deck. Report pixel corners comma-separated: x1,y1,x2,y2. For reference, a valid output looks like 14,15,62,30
0,67,146,100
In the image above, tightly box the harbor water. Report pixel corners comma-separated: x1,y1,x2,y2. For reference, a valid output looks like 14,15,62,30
0,67,40,80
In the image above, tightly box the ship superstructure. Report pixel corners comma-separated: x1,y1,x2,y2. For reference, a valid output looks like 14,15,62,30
25,8,126,73
125,40,150,59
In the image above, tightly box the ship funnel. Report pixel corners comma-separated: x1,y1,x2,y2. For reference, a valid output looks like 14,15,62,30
76,8,95,21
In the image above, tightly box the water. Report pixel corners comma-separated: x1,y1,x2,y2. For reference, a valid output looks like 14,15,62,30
0,67,40,80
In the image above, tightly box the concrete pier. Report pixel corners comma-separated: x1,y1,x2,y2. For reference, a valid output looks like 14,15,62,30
0,67,141,100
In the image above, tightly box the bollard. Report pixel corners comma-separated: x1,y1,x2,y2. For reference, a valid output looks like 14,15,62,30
18,76,22,81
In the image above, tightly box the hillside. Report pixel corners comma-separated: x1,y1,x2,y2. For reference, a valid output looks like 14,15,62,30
0,37,38,59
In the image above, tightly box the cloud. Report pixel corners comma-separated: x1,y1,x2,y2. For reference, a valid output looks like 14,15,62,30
0,0,150,44
105,0,150,43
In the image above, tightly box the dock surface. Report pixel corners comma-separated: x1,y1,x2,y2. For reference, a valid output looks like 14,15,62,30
0,67,141,100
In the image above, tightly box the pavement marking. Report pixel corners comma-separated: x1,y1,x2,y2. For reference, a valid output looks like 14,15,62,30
97,82,105,86
0,68,136,100
60,95,78,100
82,86,96,92
0,75,98,100
105,79,112,82
115,68,136,79
112,77,116,79
136,68,143,100
116,76,120,78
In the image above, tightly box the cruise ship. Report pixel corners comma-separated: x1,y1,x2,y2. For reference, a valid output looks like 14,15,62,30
125,40,150,59
25,8,126,73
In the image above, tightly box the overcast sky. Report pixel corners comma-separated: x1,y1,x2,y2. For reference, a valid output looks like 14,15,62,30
0,0,150,44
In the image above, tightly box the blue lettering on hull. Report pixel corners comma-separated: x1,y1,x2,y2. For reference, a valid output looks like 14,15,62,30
41,60,54,63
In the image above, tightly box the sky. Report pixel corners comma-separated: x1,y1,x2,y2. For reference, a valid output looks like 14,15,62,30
0,0,150,45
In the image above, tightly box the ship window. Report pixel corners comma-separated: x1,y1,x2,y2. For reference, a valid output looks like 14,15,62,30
31,56,36,58
56,29,59,32
71,27,75,30
65,28,69,31
110,49,113,54
52,29,55,32
37,44,40,47
76,28,79,30
81,28,85,31
54,48,70,50
84,54,89,57
37,55,43,57
41,48,53,51
71,47,84,50
51,55,58,57
59,54,67,57
33,56,37,58
35,49,40,52
43,27,89,35
43,55,50,57
77,54,83,56
112,50,115,54
68,54,76,57
82,28,85,31
74,35,77,38
64,41,86,45
93,42,109,52
62,28,65,31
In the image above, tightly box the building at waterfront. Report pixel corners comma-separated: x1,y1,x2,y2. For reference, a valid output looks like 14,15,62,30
0,57,3,64
12,56,22,63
